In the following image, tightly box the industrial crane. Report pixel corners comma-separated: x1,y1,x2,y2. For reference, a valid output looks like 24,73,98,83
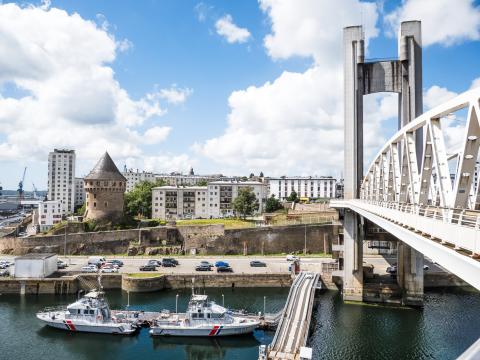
17,167,27,201
32,183,39,200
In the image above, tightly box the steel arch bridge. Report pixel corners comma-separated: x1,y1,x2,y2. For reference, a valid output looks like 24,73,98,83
333,87,480,290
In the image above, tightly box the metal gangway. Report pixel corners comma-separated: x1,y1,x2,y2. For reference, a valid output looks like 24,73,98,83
260,271,319,360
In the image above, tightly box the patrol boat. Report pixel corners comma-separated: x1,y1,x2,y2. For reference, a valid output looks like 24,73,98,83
36,290,137,335
149,290,259,337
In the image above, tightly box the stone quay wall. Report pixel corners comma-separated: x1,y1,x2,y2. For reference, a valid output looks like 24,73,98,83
0,226,178,255
181,224,340,255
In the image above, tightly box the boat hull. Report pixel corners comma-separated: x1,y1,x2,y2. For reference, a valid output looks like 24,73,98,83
36,313,136,335
149,323,258,337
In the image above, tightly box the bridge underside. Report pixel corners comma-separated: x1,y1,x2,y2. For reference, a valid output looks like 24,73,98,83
332,200,480,292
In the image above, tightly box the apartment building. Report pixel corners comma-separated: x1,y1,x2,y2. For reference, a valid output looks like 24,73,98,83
122,169,156,192
152,186,208,220
74,177,86,207
267,176,337,201
47,149,75,214
207,181,267,218
155,173,227,187
33,200,63,232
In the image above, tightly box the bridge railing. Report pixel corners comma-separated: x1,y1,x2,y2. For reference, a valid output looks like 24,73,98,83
356,200,480,255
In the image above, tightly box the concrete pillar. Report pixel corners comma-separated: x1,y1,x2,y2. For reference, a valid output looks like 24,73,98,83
397,242,424,306
343,210,363,301
399,21,423,164
343,26,364,200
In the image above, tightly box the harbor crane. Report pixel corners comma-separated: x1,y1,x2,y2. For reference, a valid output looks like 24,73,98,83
17,167,27,201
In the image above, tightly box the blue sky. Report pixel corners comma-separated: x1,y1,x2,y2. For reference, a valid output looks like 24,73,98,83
0,0,479,190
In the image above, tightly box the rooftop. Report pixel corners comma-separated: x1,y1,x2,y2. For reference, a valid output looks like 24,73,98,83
16,253,56,260
85,152,126,181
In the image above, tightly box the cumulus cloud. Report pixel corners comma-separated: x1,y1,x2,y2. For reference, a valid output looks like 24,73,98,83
126,154,194,174
259,0,378,67
197,0,382,176
215,14,251,44
158,86,193,105
424,85,458,110
0,3,190,171
143,126,172,145
385,0,480,46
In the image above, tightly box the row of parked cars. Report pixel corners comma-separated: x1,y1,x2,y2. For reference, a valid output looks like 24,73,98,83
140,258,179,271
81,257,124,273
0,259,13,277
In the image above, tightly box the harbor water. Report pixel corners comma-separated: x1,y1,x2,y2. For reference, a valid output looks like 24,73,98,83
0,287,479,360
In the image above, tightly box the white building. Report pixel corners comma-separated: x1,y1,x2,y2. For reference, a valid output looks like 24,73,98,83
123,169,156,192
152,181,267,220
74,177,86,207
14,253,58,278
155,173,227,187
152,186,208,220
267,176,337,201
33,200,63,232
47,149,76,213
207,181,267,218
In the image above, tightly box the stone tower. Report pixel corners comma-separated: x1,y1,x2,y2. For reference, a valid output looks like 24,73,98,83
84,152,126,222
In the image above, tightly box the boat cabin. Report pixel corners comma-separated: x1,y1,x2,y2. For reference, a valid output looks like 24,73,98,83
186,294,227,321
66,291,111,321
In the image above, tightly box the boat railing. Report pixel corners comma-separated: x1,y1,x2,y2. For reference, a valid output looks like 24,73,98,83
40,305,67,313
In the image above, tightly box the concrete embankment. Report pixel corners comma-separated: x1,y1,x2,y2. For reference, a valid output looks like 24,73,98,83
0,273,293,295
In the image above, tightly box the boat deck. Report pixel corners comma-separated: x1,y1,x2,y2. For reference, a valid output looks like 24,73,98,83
110,309,281,330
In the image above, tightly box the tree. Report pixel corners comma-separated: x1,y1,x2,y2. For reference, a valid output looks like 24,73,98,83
259,171,264,178
233,187,259,219
75,202,86,216
197,179,208,186
287,190,299,203
125,179,166,218
265,194,283,213
249,172,255,179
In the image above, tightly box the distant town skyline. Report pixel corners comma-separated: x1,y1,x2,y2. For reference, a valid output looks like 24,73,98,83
1,0,480,189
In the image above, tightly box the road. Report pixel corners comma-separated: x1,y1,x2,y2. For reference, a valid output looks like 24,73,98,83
0,255,335,276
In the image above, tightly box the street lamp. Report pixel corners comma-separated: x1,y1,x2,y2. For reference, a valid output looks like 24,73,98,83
264,296,266,315
176,294,179,313
222,294,225,307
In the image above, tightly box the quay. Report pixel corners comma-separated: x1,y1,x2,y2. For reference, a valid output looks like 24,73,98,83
260,271,319,360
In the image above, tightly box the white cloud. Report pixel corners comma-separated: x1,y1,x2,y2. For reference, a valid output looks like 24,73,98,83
215,14,251,44
197,0,383,176
117,38,133,52
385,0,480,47
126,154,194,174
143,126,171,145
158,86,193,105
470,77,480,90
424,85,458,110
0,3,190,170
259,0,378,67
194,2,212,23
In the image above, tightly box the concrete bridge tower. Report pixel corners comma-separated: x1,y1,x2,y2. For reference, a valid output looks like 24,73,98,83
343,21,424,305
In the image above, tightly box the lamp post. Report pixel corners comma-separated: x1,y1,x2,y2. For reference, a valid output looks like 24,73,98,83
303,223,307,255
176,294,179,314
222,294,225,307
64,220,69,264
263,296,266,315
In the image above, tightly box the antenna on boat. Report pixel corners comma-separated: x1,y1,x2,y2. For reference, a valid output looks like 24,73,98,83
191,277,195,296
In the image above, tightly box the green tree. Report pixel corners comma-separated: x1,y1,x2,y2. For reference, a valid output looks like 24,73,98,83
259,171,264,178
233,187,259,219
125,179,166,218
197,179,208,186
75,202,86,216
265,194,283,212
249,172,255,179
287,190,299,203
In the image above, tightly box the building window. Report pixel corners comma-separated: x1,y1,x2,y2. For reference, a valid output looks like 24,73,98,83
93,202,96,207
104,202,108,208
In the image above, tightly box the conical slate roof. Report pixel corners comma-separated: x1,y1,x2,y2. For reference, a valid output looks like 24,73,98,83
85,152,126,181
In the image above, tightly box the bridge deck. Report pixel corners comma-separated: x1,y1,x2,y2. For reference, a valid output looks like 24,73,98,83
266,272,318,360
331,199,480,290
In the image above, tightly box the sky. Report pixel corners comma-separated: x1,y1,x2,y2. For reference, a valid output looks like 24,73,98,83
0,0,480,190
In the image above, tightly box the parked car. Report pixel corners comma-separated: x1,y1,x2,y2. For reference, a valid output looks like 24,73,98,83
101,266,118,273
162,258,179,265
423,265,430,270
250,260,267,267
215,261,230,268
57,260,67,269
286,255,298,261
161,259,176,267
200,261,213,268
103,262,119,269
88,256,106,266
81,265,98,273
0,269,10,277
140,264,157,271
386,265,397,277
195,264,212,271
217,266,233,273
109,259,124,267
147,259,161,267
